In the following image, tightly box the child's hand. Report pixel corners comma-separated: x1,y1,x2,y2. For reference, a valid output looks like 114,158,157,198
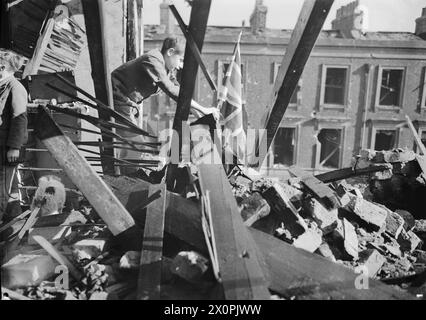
7,149,20,163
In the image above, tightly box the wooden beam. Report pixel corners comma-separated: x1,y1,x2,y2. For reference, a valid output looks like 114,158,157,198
256,0,334,168
167,0,211,188
169,4,217,92
81,0,115,174
137,184,167,300
315,165,391,184
198,165,270,300
127,0,138,61
102,175,416,299
35,106,135,236
171,0,211,143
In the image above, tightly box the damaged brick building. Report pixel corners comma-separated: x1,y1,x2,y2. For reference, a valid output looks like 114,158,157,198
144,0,426,176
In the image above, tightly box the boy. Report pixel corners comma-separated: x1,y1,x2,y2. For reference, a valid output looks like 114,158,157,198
0,49,28,222
111,37,219,168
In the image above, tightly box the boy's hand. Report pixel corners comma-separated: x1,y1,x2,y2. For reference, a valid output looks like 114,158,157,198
7,149,20,163
203,107,221,122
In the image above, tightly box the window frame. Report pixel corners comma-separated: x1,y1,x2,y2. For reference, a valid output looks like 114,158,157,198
315,125,345,170
374,66,406,110
319,64,351,110
271,125,299,168
370,126,400,151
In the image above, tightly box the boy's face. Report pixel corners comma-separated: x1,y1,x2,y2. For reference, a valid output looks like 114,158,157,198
164,48,184,73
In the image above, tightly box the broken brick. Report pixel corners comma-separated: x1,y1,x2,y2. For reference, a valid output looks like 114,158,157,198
262,183,307,238
395,210,415,231
414,220,426,233
292,228,323,253
345,196,388,231
342,219,359,260
1,255,58,289
303,197,338,232
240,193,271,227
397,230,422,253
359,249,386,278
170,251,209,283
384,210,405,239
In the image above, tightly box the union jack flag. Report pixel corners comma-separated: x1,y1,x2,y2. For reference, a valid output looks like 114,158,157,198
217,31,246,163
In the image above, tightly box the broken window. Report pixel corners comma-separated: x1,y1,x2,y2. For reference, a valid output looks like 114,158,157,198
323,67,348,105
374,130,397,151
318,129,342,169
378,68,404,107
274,128,296,166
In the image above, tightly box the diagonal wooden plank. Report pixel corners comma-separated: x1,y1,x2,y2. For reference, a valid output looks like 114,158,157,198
169,4,217,92
35,106,135,236
137,184,168,300
198,165,270,300
255,0,334,168
171,0,211,144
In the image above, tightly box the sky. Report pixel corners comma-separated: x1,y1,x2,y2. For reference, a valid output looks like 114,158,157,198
142,0,426,32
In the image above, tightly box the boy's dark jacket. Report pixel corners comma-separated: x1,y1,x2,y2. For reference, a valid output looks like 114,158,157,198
0,76,28,150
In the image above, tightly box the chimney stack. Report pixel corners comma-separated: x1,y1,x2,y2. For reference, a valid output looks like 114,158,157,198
415,7,426,40
160,0,174,35
250,0,268,35
331,0,369,39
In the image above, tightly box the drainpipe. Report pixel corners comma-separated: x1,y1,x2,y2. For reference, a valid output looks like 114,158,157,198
361,64,373,150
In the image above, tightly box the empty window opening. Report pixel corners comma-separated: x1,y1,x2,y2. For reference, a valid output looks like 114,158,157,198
318,129,342,169
274,128,296,166
375,130,397,151
324,67,347,105
379,69,404,107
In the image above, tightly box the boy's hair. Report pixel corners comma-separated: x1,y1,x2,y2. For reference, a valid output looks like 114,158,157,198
0,49,25,72
161,37,185,56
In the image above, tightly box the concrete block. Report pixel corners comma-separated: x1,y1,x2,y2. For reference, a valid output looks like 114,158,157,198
342,218,359,260
170,251,209,283
28,226,72,245
1,254,58,289
304,197,338,232
240,193,271,227
293,228,323,253
346,197,388,231
359,249,386,278
385,210,404,239
398,230,422,253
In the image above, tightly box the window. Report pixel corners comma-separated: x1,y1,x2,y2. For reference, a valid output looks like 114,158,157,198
374,130,397,151
272,62,300,106
376,67,405,108
318,128,342,169
274,128,296,166
321,66,349,107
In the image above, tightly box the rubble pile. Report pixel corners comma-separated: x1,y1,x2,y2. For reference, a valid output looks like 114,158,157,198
2,149,426,300
231,149,426,290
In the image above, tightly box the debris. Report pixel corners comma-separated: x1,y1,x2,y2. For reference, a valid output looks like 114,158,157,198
240,193,271,227
315,242,336,262
292,228,323,253
170,251,210,283
28,226,72,246
395,210,416,232
120,251,141,270
303,197,338,232
345,196,388,231
385,210,405,239
397,230,422,253
358,249,386,278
